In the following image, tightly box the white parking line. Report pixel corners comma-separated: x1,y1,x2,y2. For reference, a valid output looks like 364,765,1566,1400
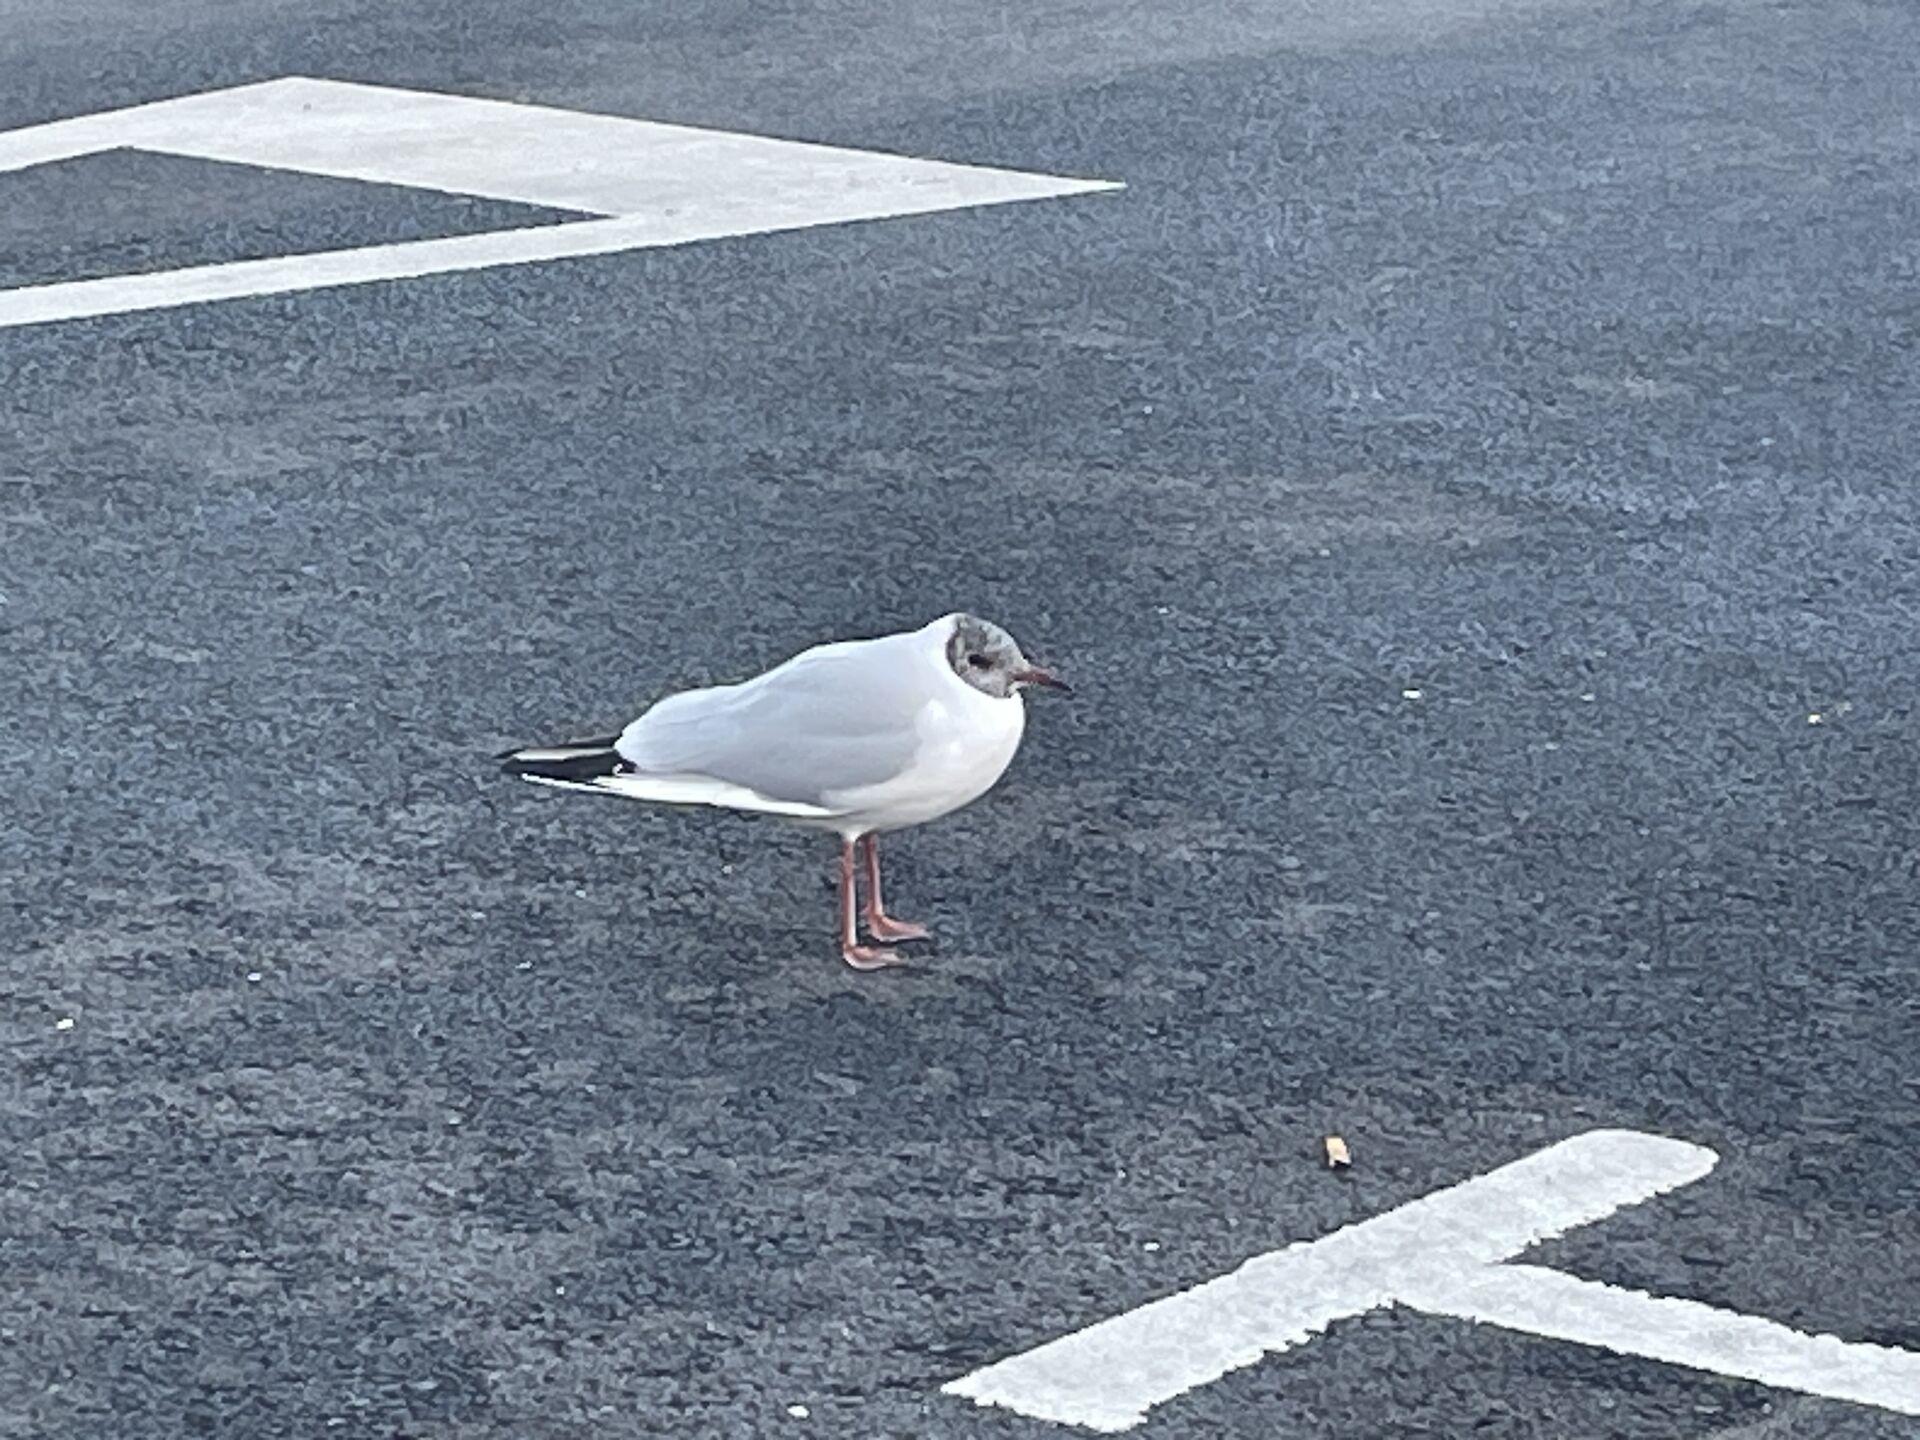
1404,1263,1920,1418
0,76,1119,329
943,1129,1920,1431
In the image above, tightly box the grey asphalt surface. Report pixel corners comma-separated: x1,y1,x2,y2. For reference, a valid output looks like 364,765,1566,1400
3,0,1919,1436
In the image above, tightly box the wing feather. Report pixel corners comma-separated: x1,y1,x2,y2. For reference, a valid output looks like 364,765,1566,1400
615,633,929,812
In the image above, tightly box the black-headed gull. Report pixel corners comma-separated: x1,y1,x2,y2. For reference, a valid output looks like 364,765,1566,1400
498,613,1068,970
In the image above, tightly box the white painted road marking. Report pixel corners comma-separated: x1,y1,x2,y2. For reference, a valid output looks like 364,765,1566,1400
943,1129,1920,1431
1404,1263,1920,1418
0,76,1119,329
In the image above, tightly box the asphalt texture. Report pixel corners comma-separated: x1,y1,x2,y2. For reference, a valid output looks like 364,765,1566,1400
3,1,1918,1436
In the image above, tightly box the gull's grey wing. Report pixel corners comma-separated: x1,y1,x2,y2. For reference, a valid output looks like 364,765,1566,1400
616,635,929,810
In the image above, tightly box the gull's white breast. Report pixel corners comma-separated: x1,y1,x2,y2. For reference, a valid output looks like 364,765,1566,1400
819,631,1027,836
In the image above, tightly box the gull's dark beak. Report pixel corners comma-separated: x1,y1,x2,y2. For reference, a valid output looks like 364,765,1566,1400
1014,665,1071,695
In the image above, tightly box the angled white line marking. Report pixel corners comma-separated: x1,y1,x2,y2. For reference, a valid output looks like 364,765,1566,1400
944,1130,1920,1431
0,76,1120,329
945,1131,1713,1431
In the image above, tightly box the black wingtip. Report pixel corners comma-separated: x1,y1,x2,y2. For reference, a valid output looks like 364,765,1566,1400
496,737,627,783
494,733,621,764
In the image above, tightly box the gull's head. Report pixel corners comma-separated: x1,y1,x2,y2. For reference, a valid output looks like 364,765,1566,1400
945,614,1069,699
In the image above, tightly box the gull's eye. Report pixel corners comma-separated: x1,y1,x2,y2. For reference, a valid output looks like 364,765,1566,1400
968,653,991,669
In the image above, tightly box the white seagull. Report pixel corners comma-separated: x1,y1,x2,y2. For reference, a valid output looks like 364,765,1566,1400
498,613,1069,970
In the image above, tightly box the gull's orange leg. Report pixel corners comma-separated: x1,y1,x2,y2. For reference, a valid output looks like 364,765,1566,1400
861,833,932,943
840,837,905,970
